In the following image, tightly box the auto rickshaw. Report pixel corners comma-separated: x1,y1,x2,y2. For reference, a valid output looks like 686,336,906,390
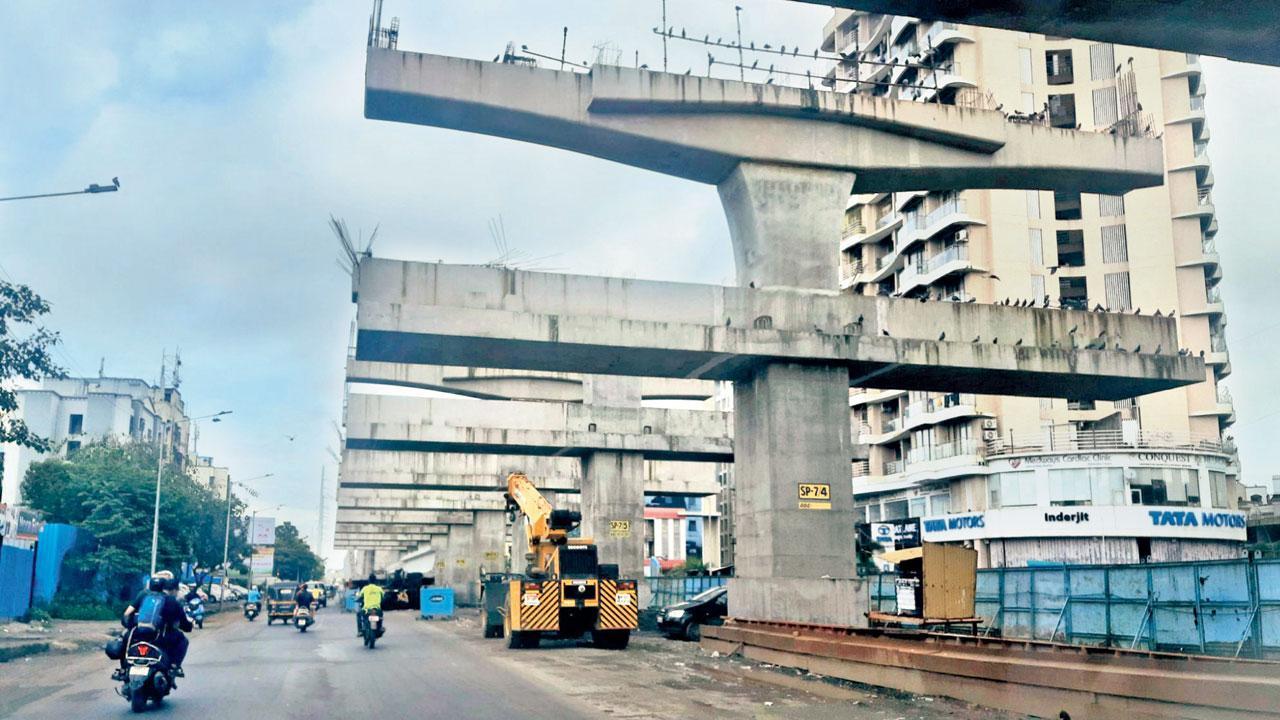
265,581,299,625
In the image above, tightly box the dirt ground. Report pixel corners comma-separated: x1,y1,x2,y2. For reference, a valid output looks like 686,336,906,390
437,610,1024,720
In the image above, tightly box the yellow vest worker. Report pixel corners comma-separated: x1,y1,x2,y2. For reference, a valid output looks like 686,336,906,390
358,583,384,612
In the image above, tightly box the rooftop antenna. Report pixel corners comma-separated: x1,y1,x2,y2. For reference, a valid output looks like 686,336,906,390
561,26,568,70
171,349,182,389
734,5,744,80
330,215,377,280
661,0,668,71
98,357,105,378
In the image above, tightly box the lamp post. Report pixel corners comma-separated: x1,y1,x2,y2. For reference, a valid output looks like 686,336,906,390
149,410,232,576
0,177,121,202
223,473,273,581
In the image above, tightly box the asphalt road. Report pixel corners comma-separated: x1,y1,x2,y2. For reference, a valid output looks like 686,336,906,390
1,607,597,719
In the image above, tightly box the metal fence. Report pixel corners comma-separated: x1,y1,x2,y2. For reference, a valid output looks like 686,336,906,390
869,558,1280,658
646,576,728,609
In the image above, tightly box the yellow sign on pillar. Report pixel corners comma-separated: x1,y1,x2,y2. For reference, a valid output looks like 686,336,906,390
798,483,832,510
455,558,467,567
609,520,632,538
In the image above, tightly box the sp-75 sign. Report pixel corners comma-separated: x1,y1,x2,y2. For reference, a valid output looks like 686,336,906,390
798,483,831,510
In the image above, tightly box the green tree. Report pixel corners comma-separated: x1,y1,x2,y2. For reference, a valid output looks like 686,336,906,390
0,280,64,452
272,521,322,581
22,440,251,601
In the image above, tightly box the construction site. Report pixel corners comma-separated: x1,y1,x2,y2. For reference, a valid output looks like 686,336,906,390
330,2,1280,718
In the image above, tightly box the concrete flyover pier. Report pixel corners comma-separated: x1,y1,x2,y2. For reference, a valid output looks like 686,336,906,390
362,45,1186,624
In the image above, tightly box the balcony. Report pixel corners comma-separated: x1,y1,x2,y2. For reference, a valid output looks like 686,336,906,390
849,388,907,408
1172,94,1207,125
924,21,972,51
1178,234,1220,271
842,211,901,250
906,438,981,466
897,243,978,296
986,428,1229,457
1175,187,1215,220
839,258,864,288
890,16,919,45
902,393,985,431
1207,333,1231,376
899,61,976,103
1164,52,1203,79
882,459,905,476
852,460,871,479
1192,387,1236,424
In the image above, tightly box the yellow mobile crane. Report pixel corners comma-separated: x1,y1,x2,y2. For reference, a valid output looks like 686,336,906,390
497,472,637,649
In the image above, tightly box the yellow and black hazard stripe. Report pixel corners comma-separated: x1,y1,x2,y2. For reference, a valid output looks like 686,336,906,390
515,580,560,632
596,579,639,630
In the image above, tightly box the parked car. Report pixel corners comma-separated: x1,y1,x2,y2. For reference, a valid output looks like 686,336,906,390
657,585,727,640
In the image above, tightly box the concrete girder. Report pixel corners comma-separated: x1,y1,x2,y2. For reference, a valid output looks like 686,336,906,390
333,505,473,525
335,523,451,535
346,360,716,402
339,450,722,497
338,488,506,512
803,1,1280,67
354,260,1203,401
344,394,734,462
334,533,441,544
364,49,1163,195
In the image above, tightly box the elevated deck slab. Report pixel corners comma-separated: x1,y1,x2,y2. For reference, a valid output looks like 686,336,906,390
365,49,1163,194
355,260,1202,401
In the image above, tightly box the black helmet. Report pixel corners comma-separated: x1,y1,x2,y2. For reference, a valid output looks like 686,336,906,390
165,576,180,591
149,570,175,592
367,573,377,585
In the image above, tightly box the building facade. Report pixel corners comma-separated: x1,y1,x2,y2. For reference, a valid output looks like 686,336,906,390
822,11,1243,565
189,455,231,499
0,376,190,506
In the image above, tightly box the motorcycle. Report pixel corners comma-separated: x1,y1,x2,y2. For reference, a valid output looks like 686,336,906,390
186,596,205,629
294,603,315,632
110,635,178,713
243,601,259,621
361,607,385,648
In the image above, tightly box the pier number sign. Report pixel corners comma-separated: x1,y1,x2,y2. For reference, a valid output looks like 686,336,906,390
609,520,632,538
799,483,832,510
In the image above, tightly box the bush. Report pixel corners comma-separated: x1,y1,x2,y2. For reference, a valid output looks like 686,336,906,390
18,607,51,624
47,593,118,621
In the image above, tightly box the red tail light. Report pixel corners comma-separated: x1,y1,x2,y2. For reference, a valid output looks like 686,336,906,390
523,582,540,592
138,645,149,656
617,580,636,591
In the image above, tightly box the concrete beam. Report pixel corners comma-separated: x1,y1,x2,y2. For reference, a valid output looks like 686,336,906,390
803,1,1280,67
336,522,451,535
338,489,506,512
347,360,717,403
365,49,1163,194
354,260,1203,401
344,394,733,462
339,450,722,496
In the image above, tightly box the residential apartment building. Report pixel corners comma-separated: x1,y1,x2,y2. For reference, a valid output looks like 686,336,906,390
189,455,232,499
821,11,1242,566
0,376,190,506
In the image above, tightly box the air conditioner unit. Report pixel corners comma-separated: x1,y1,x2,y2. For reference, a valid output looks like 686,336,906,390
982,419,998,430
955,229,969,243
982,430,998,441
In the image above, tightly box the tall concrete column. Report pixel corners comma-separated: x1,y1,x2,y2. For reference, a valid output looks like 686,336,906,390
443,523,477,604
471,510,507,576
580,451,646,582
720,162,866,624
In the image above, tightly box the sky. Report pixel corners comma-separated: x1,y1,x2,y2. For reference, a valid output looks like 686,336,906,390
1,1,1278,565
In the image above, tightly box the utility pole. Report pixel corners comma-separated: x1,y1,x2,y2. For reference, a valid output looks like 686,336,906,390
318,466,327,556
149,355,168,576
661,0,668,72
735,6,745,81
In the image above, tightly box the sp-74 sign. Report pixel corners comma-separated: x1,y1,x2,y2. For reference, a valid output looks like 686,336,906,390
798,483,831,510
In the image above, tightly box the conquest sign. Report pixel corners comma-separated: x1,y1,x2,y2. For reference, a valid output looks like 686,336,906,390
920,505,1246,543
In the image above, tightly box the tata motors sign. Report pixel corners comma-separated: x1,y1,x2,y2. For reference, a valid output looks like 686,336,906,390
921,506,1247,543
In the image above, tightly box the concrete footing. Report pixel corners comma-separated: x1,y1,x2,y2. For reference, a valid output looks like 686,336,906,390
727,577,868,626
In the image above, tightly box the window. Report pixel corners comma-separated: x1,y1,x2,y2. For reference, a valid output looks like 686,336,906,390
1059,276,1088,310
68,414,83,435
1018,48,1033,83
1098,194,1126,217
990,471,1037,508
1045,49,1074,85
883,499,909,520
1089,43,1115,81
1028,228,1044,265
687,520,697,532
1132,468,1198,506
867,504,883,522
930,493,951,515
1054,191,1082,220
1031,275,1046,301
908,497,927,518
1092,86,1119,127
1048,467,1124,506
1026,190,1041,219
1209,471,1229,508
1048,93,1077,128
66,440,81,454
1104,271,1132,311
1021,92,1035,114
1056,229,1086,267
1101,225,1129,263
1067,399,1096,411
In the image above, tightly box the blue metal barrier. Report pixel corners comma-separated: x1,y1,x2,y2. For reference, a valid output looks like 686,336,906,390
420,587,455,619
865,557,1280,658
0,544,36,619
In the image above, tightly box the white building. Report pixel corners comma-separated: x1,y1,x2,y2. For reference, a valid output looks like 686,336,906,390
189,455,231,499
819,11,1244,566
0,376,190,506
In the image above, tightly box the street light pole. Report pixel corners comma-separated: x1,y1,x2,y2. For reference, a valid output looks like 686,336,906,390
222,473,272,579
148,409,232,576
0,177,121,202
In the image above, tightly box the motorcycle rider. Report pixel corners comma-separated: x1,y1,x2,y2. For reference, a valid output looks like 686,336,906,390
121,571,192,676
294,584,315,622
246,584,262,612
355,574,385,636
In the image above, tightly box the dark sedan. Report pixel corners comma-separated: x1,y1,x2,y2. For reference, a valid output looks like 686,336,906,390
656,585,727,640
